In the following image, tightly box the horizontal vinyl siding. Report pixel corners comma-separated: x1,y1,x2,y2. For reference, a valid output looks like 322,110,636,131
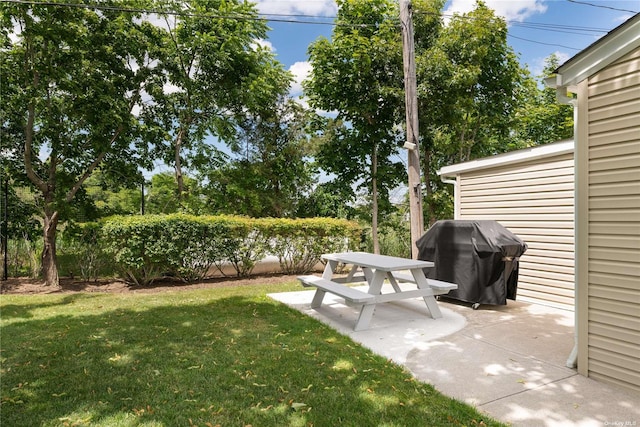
586,47,640,392
458,152,575,310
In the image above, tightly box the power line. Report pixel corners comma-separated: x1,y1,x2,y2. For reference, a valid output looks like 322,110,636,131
507,34,581,51
566,0,639,14
418,9,611,35
510,21,608,36
2,0,630,50
3,0,623,34
414,9,602,51
0,0,343,26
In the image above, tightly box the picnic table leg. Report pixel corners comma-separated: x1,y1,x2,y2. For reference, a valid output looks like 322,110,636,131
322,260,338,280
311,289,327,308
411,268,443,319
361,266,373,284
346,264,359,281
386,272,402,292
352,270,386,330
312,260,339,308
354,304,375,331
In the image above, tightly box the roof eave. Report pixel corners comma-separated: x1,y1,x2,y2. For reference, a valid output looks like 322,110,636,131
553,13,640,87
438,140,574,177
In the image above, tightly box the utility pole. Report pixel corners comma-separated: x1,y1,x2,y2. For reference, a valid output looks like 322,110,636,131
400,0,424,259
2,178,7,280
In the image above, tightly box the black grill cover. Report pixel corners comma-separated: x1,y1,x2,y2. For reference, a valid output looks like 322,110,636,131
416,220,527,306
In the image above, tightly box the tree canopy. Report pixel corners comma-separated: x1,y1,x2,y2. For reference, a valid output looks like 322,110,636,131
305,0,407,253
415,1,530,222
1,0,164,285
143,0,291,202
0,0,298,285
1,0,575,283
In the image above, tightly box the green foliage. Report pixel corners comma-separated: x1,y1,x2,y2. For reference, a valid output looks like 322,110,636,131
61,222,108,281
0,182,41,278
82,169,144,217
295,182,356,219
415,1,527,222
511,54,574,146
101,215,169,286
260,217,362,274
204,97,317,218
359,209,413,258
0,0,297,285
209,215,265,278
305,0,407,251
154,214,229,282
99,215,363,285
2,237,41,278
0,182,41,243
145,173,207,215
1,0,165,284
144,0,289,202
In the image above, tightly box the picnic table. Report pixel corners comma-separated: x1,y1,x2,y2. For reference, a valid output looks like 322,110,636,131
298,252,457,331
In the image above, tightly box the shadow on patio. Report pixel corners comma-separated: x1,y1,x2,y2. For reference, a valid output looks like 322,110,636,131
269,286,640,427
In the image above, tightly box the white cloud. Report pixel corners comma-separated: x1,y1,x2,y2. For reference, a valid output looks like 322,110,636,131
252,38,274,52
444,0,547,24
255,0,337,16
551,50,571,64
289,61,312,96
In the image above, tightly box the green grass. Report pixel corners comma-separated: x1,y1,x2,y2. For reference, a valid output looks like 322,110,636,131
0,281,505,427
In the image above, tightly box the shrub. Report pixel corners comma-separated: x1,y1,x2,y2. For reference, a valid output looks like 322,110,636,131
101,215,168,286
154,214,227,282
3,234,41,278
262,217,362,274
61,222,107,281
99,215,363,285
212,216,267,277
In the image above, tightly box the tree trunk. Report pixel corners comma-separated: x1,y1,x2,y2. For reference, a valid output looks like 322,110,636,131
41,205,60,288
371,144,380,254
174,127,185,201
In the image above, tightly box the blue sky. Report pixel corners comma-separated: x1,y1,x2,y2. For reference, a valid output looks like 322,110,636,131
253,0,639,99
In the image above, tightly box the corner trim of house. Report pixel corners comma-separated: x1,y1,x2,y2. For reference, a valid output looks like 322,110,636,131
575,78,590,377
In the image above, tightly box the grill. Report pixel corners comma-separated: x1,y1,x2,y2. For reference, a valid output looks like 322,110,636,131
416,220,527,308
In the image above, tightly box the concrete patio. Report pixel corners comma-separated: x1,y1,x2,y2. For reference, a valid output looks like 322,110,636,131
269,284,640,427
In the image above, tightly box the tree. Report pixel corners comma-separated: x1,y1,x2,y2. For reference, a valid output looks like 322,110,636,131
202,95,316,218
1,1,162,286
415,1,526,223
144,172,205,215
144,0,288,204
511,54,574,146
296,181,356,219
305,0,406,253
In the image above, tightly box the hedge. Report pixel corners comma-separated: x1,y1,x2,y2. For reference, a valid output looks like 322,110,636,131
88,214,362,286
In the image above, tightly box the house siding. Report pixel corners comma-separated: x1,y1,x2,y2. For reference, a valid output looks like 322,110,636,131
585,47,640,391
456,152,575,310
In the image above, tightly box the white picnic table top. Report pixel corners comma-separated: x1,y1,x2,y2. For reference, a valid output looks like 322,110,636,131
322,251,434,271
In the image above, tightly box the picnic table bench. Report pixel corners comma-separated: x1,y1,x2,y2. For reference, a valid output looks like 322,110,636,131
298,275,375,306
390,272,458,294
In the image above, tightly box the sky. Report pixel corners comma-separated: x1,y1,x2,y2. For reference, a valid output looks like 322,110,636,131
252,0,639,99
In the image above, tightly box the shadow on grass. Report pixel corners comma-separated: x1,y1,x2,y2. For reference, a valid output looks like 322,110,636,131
1,294,504,426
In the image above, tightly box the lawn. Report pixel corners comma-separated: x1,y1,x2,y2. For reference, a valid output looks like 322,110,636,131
0,280,505,426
